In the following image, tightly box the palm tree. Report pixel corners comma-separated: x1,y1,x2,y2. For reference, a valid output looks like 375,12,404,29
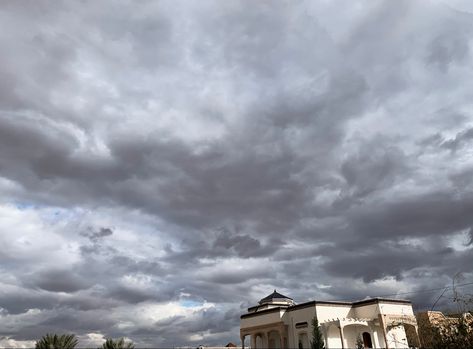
100,338,135,349
35,334,78,349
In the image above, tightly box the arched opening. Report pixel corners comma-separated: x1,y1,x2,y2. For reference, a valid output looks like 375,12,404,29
267,330,281,349
403,324,420,348
362,332,373,348
326,325,342,348
255,334,263,349
298,332,309,349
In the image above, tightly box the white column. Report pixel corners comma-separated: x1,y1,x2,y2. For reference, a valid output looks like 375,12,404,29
251,334,256,349
371,329,379,349
338,324,345,349
266,331,272,348
263,332,268,349
279,331,284,349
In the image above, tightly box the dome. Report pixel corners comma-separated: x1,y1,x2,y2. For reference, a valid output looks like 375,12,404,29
259,289,294,306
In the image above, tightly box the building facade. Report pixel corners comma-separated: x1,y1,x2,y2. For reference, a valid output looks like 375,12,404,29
240,291,420,349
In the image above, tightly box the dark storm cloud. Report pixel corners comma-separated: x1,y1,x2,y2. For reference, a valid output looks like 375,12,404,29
212,229,278,258
80,227,113,243
128,310,240,348
337,140,410,207
1,0,473,346
29,269,94,294
322,242,463,283
349,191,473,240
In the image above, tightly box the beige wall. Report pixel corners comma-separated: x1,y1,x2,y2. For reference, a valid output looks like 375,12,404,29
241,310,283,328
353,303,379,318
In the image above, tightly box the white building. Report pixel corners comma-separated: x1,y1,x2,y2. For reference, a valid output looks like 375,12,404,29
240,290,420,349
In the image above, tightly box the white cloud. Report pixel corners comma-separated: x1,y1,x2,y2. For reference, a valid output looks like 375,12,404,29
0,337,36,348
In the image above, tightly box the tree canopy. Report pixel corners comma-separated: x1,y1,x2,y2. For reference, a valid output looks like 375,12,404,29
100,338,135,349
310,316,325,349
35,334,78,349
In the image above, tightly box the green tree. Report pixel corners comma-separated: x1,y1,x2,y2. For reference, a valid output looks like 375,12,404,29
310,316,325,349
100,338,135,349
355,334,364,349
35,334,78,349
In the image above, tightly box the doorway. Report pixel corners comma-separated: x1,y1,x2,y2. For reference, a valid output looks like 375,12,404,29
362,332,373,348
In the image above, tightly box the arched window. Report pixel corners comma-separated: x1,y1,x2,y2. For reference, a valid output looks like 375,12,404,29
362,332,373,348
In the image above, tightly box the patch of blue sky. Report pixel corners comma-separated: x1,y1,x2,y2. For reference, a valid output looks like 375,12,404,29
14,201,71,222
180,299,203,308
40,207,79,224
14,201,37,210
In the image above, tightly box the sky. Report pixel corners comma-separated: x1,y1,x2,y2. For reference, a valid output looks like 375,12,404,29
1,0,473,347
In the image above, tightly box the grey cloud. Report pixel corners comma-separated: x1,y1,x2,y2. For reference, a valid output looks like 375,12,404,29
1,0,473,346
0,291,57,315
80,227,114,243
108,256,163,276
449,167,473,188
322,243,454,283
203,269,269,285
441,127,473,152
467,227,473,246
427,31,471,72
418,132,444,148
340,191,473,248
106,286,157,304
339,141,409,201
28,269,94,294
212,229,277,258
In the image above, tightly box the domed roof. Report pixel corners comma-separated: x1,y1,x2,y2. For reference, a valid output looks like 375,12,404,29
259,289,293,304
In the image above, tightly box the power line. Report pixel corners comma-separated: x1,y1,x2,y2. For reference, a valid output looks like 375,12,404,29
373,281,473,298
431,287,449,311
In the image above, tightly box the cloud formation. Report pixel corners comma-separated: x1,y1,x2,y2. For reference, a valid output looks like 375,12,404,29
1,0,473,346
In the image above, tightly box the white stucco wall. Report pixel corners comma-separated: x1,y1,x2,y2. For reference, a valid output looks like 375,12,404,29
378,302,414,316
386,325,409,348
241,299,416,349
315,304,352,322
240,310,283,329
282,305,316,348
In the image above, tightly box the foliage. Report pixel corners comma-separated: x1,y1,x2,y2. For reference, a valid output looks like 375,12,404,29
310,316,325,349
35,334,78,349
427,273,473,348
100,338,135,349
355,334,364,349
430,315,473,349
